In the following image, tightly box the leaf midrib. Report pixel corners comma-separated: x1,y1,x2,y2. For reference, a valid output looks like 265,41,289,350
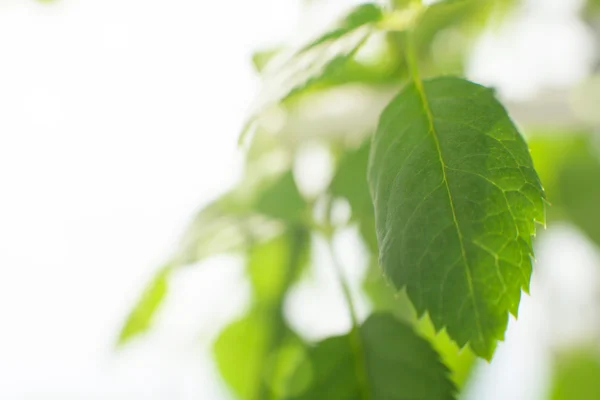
410,77,486,349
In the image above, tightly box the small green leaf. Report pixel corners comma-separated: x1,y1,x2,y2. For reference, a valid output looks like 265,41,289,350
286,313,455,400
117,264,170,345
368,77,544,359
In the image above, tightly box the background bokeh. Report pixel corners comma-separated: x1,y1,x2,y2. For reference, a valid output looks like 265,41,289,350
1,0,600,398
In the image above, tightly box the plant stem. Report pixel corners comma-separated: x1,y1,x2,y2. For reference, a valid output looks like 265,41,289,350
255,227,308,400
325,235,371,400
405,15,423,85
327,237,359,327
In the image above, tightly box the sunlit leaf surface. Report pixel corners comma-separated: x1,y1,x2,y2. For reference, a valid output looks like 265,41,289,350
368,77,544,359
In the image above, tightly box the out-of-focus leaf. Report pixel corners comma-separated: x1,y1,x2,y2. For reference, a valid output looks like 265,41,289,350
246,0,513,158
215,227,311,399
529,133,600,245
585,0,600,14
415,0,515,45
173,191,266,266
248,232,310,304
329,140,380,255
175,169,306,266
363,262,476,388
214,310,306,400
301,3,384,51
527,134,589,208
391,0,413,10
285,313,456,399
252,48,282,74
416,316,477,388
117,265,170,345
119,171,306,345
557,140,600,246
408,0,515,75
252,3,385,114
255,171,307,223
214,311,270,399
362,260,414,322
330,139,373,218
368,77,545,359
550,350,600,400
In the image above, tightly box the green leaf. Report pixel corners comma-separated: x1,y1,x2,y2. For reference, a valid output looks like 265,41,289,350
550,350,600,400
214,310,306,400
368,76,545,359
117,264,170,345
248,229,311,304
285,313,456,400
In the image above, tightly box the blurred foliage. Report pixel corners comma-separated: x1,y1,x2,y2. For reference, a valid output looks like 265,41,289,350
117,0,600,398
285,314,455,400
118,264,170,344
529,133,600,246
550,350,600,400
215,226,311,400
118,170,308,345
302,3,383,51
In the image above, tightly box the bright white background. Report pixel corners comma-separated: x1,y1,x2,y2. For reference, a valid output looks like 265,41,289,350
0,0,597,398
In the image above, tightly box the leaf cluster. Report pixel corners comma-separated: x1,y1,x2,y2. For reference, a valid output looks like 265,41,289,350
117,1,600,398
